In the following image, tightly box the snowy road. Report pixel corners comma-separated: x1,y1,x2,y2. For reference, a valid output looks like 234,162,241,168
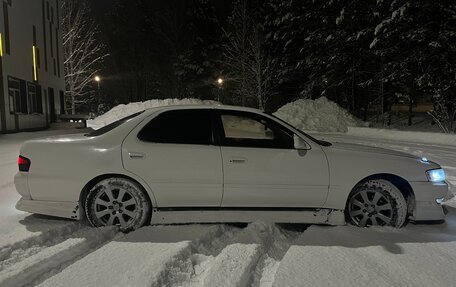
0,130,455,287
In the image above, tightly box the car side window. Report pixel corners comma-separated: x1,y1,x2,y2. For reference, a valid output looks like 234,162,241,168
138,110,212,145
218,112,294,149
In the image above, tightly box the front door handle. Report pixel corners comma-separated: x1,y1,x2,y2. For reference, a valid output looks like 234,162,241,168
229,157,246,164
128,152,145,159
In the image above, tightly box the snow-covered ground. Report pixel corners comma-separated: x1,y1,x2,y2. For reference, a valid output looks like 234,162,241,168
0,129,455,287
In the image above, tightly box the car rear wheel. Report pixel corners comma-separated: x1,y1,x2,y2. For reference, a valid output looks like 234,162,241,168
347,179,407,227
85,177,151,232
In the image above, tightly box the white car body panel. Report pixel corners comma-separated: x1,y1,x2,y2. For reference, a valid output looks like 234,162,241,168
220,146,329,207
17,115,158,206
14,105,449,225
122,140,224,207
322,142,441,210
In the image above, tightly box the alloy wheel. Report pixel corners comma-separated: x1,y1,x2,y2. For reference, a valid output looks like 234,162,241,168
348,189,394,227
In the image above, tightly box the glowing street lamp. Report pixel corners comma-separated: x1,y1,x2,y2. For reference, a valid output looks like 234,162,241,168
94,75,101,90
216,77,224,102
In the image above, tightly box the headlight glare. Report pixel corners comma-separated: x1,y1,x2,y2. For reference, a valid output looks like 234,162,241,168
426,169,446,183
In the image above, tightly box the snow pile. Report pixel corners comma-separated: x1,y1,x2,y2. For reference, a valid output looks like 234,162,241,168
87,98,217,130
274,97,365,133
88,96,363,133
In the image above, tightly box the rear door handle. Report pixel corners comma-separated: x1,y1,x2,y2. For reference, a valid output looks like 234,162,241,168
128,152,145,159
229,157,246,164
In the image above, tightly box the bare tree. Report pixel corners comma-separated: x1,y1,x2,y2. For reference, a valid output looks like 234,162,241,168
61,0,108,114
428,94,456,134
222,0,250,106
223,0,277,110
247,27,277,110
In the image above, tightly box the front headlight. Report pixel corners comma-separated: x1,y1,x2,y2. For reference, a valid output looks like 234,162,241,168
426,169,446,182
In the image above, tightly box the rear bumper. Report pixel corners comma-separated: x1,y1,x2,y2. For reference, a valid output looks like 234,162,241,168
14,172,31,199
16,198,80,220
409,181,448,221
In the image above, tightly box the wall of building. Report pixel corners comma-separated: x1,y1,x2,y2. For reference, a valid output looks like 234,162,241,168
0,0,65,133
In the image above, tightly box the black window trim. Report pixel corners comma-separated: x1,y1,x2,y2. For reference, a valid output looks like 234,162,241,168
137,109,216,146
213,109,296,150
268,113,329,147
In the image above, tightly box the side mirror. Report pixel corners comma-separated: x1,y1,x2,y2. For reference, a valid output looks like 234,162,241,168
294,135,311,150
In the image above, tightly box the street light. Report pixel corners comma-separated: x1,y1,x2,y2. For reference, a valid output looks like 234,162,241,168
94,75,101,93
216,77,224,102
94,76,102,113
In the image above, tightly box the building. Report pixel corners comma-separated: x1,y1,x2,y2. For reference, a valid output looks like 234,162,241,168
0,0,65,133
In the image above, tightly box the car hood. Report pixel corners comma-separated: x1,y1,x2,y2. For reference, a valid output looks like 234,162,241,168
329,142,419,160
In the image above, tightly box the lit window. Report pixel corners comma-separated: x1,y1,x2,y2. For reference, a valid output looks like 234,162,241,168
33,46,38,81
0,32,3,57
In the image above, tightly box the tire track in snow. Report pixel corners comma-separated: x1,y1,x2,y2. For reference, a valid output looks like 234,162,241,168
151,224,248,287
179,222,307,287
249,224,308,287
202,243,262,287
0,222,84,268
36,224,244,287
0,226,117,287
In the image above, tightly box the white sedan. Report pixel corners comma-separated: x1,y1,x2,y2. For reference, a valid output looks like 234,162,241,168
15,105,448,231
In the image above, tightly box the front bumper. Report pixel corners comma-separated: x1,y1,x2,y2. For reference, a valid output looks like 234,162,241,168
409,181,449,221
16,198,80,220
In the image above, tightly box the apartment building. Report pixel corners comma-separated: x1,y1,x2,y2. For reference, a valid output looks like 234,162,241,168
0,0,65,133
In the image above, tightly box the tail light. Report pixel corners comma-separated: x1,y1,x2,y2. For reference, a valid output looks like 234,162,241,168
18,155,31,172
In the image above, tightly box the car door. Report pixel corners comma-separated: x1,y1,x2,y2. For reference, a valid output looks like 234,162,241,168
216,110,329,208
122,109,223,207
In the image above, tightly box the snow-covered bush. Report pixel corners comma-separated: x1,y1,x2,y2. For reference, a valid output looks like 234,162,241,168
273,97,365,133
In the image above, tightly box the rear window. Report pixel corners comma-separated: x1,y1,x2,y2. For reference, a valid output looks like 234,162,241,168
86,111,144,137
137,109,212,145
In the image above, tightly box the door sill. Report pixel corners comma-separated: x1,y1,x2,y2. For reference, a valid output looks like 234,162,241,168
151,208,345,225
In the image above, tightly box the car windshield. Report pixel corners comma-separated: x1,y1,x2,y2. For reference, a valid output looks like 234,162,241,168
85,111,144,137
268,114,332,147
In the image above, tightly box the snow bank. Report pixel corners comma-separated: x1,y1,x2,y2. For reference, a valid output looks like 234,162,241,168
347,127,456,146
87,98,217,130
274,97,365,133
88,96,362,132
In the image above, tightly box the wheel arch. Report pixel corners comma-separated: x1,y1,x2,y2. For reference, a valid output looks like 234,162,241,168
346,173,415,215
79,173,155,220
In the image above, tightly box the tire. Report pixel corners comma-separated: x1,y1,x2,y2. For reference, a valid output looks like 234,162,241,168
85,177,151,232
347,179,407,228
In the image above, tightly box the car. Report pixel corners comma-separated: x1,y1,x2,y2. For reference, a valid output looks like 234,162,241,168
14,105,449,231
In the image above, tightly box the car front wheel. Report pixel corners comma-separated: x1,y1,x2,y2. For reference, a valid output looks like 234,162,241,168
347,179,408,227
85,177,151,232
